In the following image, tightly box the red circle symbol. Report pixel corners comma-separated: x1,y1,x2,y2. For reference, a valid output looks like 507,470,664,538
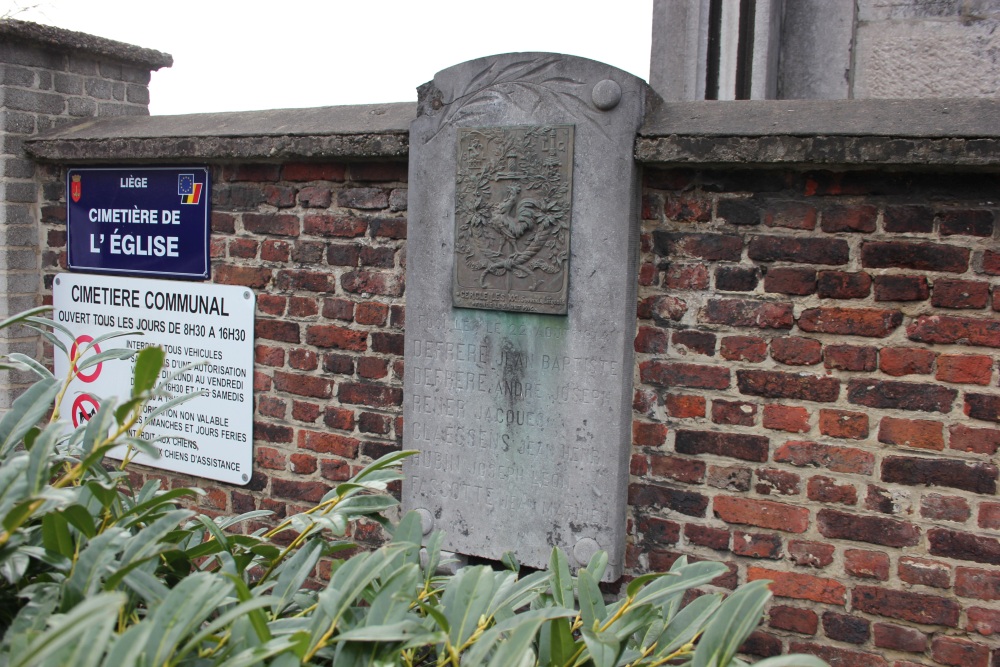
71,394,100,428
70,335,102,383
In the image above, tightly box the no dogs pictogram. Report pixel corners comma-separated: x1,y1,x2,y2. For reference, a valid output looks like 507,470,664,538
70,335,102,382
71,394,100,428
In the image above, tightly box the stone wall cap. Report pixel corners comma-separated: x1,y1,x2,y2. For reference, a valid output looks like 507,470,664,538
24,103,416,162
641,99,1000,138
0,19,173,70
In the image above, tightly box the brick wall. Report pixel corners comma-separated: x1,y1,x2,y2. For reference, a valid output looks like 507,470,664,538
0,20,165,408
632,168,1000,666
41,160,409,545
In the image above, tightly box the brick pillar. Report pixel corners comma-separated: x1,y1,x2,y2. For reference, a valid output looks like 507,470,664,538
0,19,170,407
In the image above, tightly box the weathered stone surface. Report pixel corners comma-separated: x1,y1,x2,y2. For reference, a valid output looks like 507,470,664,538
403,54,648,579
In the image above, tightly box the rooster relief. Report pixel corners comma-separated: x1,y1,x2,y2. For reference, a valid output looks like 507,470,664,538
453,125,574,313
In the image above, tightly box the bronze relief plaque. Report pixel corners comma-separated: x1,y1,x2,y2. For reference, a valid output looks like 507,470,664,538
453,125,574,314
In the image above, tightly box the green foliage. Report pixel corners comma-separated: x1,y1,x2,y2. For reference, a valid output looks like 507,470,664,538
0,311,827,667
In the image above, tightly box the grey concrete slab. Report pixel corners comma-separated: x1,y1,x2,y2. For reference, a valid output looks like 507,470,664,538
403,53,648,580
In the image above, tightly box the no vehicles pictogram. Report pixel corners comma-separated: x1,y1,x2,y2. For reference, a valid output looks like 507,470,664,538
71,394,100,428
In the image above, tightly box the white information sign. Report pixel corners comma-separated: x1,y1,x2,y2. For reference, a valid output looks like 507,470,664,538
52,273,256,485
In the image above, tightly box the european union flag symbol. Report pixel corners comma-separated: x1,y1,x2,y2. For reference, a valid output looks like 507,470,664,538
178,174,194,196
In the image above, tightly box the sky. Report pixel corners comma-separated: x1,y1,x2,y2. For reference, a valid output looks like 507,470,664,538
3,0,654,116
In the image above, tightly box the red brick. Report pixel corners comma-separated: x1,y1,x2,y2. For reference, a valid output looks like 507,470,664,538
764,267,816,295
283,162,346,182
980,502,1000,529
966,393,1000,422
360,246,396,268
255,446,286,470
956,566,1000,600
816,271,871,299
639,361,730,390
357,356,389,380
747,566,845,604
874,274,929,301
721,335,767,362
711,400,756,425
272,479,330,504
323,406,355,431
675,430,769,462
883,456,997,494
737,370,839,402
224,164,280,182
908,314,1000,348
215,264,272,288
684,523,730,549
929,528,1000,564
863,485,907,515
634,326,669,353
940,209,995,237
950,424,1000,455
322,297,354,321
878,417,944,450
648,454,705,483
852,586,960,626
769,605,818,634
371,332,403,355
291,400,320,422
228,237,259,258
932,636,991,667
984,249,1000,275
883,204,934,233
823,344,877,371
663,194,711,222
338,382,403,407
798,307,902,338
819,409,868,439
260,239,291,262
297,429,359,458
845,548,890,580
341,270,405,297
764,201,817,230
287,296,318,318
748,235,849,265
822,611,870,644
257,396,286,419
290,452,318,474
638,262,657,286
967,607,1000,635
275,269,337,292
808,475,857,505
641,295,688,322
264,184,296,208
771,337,822,366
717,198,760,225
664,394,706,418
879,347,936,376
763,404,810,432
354,302,389,326
774,440,874,474
873,623,928,653
788,540,835,568
633,421,668,447
305,324,367,351
937,354,994,385
636,516,681,545
338,187,388,209
933,279,991,309
256,295,286,318
714,496,809,533
369,217,407,239
273,371,331,399
358,412,392,435
755,468,801,496
848,379,956,412
348,162,407,182
701,298,794,329
714,265,759,291
733,531,782,559
288,348,318,371
789,642,888,667
254,344,284,367
243,213,299,237
899,556,951,588
862,241,969,272
665,263,709,290
822,204,877,233
819,508,920,547
627,483,708,517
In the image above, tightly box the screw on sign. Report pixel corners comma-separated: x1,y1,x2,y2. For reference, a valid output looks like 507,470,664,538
70,335,102,383
71,394,100,428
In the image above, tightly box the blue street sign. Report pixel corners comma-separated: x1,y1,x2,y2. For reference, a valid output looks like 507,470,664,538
67,167,211,279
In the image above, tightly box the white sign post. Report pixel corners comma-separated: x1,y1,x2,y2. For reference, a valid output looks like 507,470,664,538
52,273,256,485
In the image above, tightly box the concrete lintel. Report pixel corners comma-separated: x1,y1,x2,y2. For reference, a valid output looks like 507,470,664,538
0,19,173,70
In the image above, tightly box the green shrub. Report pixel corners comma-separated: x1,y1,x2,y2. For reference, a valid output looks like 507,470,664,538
0,310,826,667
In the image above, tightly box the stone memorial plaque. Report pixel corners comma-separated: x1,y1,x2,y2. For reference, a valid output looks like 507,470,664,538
404,53,649,580
453,125,573,314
